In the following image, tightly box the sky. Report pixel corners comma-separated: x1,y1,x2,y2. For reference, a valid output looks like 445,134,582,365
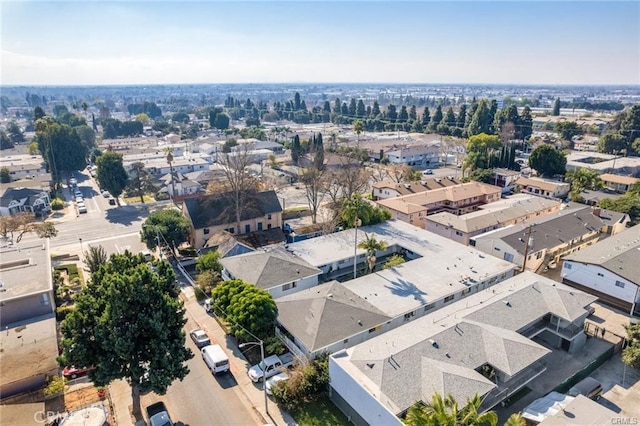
1,0,639,86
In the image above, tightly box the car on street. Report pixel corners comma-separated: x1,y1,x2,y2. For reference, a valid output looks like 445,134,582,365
75,196,84,203
265,372,290,396
108,198,116,205
422,169,433,175
74,190,83,198
189,328,211,348
69,178,77,186
62,365,96,378
146,401,173,426
102,190,110,198
77,202,87,214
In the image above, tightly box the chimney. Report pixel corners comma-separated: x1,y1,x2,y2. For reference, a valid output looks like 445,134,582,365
592,206,601,217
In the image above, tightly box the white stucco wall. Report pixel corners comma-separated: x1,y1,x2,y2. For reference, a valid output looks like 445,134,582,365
561,261,640,304
267,274,319,299
329,352,402,426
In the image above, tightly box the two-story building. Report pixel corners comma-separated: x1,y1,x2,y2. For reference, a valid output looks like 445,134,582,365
329,272,597,426
372,176,463,200
470,204,629,272
426,194,561,245
375,181,502,228
383,144,441,167
0,188,51,216
562,223,640,316
514,176,571,200
182,190,283,248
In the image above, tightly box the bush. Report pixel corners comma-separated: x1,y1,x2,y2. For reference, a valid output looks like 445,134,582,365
56,305,74,322
54,264,82,284
51,198,65,210
178,247,197,257
155,192,169,201
272,354,329,410
44,375,65,396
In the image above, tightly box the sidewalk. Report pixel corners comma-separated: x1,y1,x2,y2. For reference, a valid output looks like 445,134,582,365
181,285,297,426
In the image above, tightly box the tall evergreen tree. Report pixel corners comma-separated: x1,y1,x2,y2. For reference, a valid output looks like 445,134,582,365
349,98,357,117
356,99,366,117
291,134,301,165
457,104,467,128
552,98,561,116
421,107,431,127
430,105,443,131
371,101,381,117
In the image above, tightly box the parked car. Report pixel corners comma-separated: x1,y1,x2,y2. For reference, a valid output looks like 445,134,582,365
248,353,295,383
62,366,95,378
201,344,230,374
74,190,83,198
102,190,110,198
146,401,173,426
69,178,77,186
189,328,211,348
265,372,290,396
108,198,116,206
422,169,433,175
75,196,84,203
77,203,87,214
568,377,603,400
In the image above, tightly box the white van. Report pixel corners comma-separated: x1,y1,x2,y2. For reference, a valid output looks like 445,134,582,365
201,344,229,374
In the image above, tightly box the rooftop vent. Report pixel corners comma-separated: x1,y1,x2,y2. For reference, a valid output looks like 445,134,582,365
429,339,439,348
504,300,511,307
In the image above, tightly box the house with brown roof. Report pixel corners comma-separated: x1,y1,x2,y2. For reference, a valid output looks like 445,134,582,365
599,173,639,194
375,181,502,228
515,176,571,200
372,176,463,200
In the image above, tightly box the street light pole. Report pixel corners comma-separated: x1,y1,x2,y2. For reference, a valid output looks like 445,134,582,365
239,340,268,417
353,217,361,280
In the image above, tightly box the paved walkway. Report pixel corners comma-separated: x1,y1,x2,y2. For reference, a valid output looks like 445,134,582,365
108,284,297,426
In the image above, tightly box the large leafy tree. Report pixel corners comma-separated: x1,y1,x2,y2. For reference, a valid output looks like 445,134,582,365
598,133,628,154
0,130,14,150
35,118,87,184
83,245,108,274
466,99,494,136
528,144,566,177
211,279,277,340
554,121,583,142
96,151,128,201
7,121,25,144
622,323,640,369
58,252,192,419
0,212,58,243
127,161,157,203
599,183,640,226
196,251,223,274
140,209,191,251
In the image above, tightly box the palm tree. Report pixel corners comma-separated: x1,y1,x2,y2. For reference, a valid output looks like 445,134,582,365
353,120,364,147
358,233,387,273
164,147,175,200
403,393,498,426
503,413,526,426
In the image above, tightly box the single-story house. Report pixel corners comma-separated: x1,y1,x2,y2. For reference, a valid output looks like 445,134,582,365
599,173,639,193
514,176,571,200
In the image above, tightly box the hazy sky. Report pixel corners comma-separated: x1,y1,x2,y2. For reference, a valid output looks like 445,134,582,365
2,1,639,86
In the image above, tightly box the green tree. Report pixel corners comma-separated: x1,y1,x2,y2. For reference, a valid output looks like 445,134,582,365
552,98,561,116
196,251,223,274
35,119,87,184
529,145,566,177
421,107,431,129
554,121,583,142
622,323,640,369
126,162,157,203
504,413,526,426
172,112,190,123
565,168,603,194
467,133,502,154
599,192,640,226
134,113,151,126
291,134,302,165
28,141,39,155
518,106,533,141
353,120,364,146
357,233,388,273
620,105,640,151
211,279,277,340
0,167,10,183
467,99,494,136
598,133,628,154
7,121,25,144
430,105,443,131
96,151,128,202
75,125,96,152
58,252,192,419
83,245,108,274
140,209,191,252
0,129,15,150
383,254,405,269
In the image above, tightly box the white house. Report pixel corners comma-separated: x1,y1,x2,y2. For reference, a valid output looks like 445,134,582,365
219,250,321,299
562,223,640,316
384,144,440,167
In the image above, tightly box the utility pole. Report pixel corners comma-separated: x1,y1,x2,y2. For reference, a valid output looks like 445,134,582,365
521,225,535,273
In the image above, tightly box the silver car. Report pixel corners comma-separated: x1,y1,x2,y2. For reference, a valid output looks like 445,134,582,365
189,329,211,348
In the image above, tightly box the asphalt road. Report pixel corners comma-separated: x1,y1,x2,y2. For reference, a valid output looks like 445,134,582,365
140,321,257,426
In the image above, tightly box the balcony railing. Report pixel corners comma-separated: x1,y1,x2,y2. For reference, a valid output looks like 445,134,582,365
480,361,547,411
521,319,583,340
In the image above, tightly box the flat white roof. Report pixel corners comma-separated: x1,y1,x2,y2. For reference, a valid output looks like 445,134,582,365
285,220,515,317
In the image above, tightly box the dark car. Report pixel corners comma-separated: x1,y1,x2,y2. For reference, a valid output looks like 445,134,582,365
108,198,116,205
146,401,173,426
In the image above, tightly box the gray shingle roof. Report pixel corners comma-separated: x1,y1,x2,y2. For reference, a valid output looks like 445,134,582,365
183,190,282,229
276,282,391,352
564,223,640,285
221,250,320,290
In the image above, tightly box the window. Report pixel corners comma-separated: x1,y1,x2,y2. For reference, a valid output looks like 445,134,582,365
245,224,251,233
257,222,263,231
267,224,272,229
564,263,572,270
203,228,210,235
267,214,272,220
368,325,382,334
282,282,297,291
615,281,625,288
424,303,435,312
504,253,514,262
461,288,471,296
225,227,235,234
536,252,543,260
455,231,463,236
444,295,455,303
404,311,415,321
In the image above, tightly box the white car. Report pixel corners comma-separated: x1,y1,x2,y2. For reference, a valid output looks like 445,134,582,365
422,169,433,175
102,190,110,198
69,178,77,185
265,372,289,396
77,204,87,214
75,196,84,203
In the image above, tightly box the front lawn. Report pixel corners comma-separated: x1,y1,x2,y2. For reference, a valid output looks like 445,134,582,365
123,194,155,204
290,395,350,426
